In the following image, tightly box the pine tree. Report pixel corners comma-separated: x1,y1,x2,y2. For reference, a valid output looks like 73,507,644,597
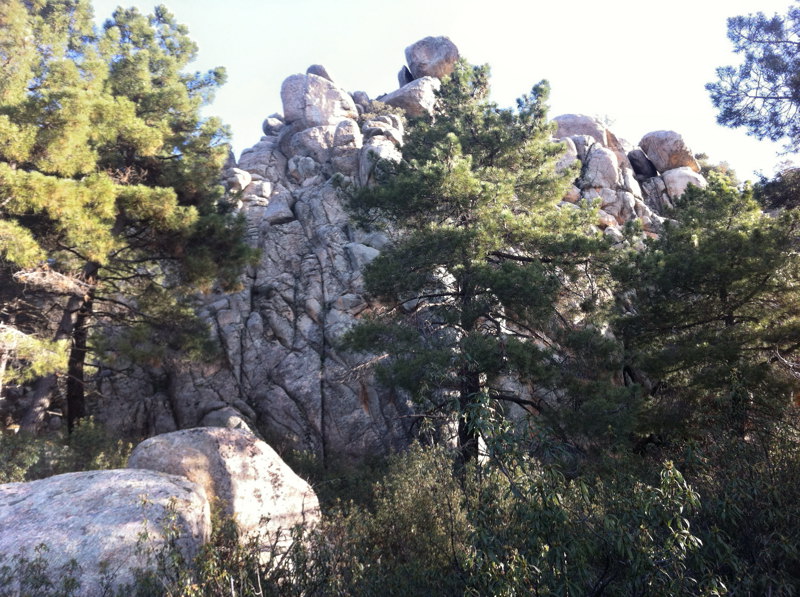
0,1,253,431
345,62,624,463
707,2,800,147
613,174,800,440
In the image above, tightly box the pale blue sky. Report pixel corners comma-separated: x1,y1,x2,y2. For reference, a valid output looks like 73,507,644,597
92,0,796,180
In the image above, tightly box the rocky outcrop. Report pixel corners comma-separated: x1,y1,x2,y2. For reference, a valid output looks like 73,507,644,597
98,58,412,464
630,130,707,212
380,76,441,117
281,73,358,128
404,36,459,80
640,130,701,173
0,469,210,596
553,114,665,236
94,39,709,464
128,427,320,545
551,115,708,238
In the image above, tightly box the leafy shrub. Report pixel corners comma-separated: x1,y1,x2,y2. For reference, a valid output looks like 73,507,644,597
0,418,133,483
687,427,800,595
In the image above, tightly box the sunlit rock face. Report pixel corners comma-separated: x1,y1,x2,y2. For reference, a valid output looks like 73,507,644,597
551,114,707,236
95,39,706,463
128,427,320,550
0,469,210,597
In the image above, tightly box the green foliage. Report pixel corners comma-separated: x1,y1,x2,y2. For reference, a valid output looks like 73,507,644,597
754,166,800,210
0,418,133,483
0,1,255,428
0,545,81,597
686,425,800,594
694,152,738,184
320,444,471,596
345,60,618,461
468,458,723,596
707,3,800,147
2,438,799,595
0,325,68,387
613,174,800,439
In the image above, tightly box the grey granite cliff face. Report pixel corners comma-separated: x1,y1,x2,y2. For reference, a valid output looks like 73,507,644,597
93,37,706,462
98,65,414,463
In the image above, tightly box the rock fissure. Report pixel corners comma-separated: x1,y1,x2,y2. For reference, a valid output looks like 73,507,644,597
89,37,709,464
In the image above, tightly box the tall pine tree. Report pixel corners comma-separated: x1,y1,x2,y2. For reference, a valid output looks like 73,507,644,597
345,62,625,463
0,1,252,431
613,174,800,440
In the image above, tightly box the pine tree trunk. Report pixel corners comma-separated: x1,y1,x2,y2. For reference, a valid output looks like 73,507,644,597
66,290,93,432
19,264,99,433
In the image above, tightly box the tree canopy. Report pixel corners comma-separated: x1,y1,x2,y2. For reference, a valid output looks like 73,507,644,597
345,62,627,463
613,174,800,440
0,0,253,431
707,2,800,147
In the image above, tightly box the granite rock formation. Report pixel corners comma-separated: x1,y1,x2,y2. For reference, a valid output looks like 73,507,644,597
94,39,707,463
128,427,320,547
0,469,210,595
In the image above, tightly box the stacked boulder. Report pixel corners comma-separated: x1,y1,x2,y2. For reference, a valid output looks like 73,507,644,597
379,36,459,117
0,427,318,596
128,427,319,551
95,37,708,464
635,130,708,211
552,115,707,244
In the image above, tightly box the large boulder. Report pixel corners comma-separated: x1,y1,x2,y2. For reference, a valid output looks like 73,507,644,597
281,73,358,128
661,167,708,199
0,469,210,596
360,135,403,186
556,137,579,174
127,427,320,546
641,176,674,213
331,118,364,176
306,64,333,82
580,145,620,189
380,76,441,117
404,36,459,80
639,130,701,173
553,114,608,146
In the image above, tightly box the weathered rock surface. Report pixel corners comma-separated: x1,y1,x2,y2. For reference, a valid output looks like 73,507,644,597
556,137,579,174
554,114,608,146
639,130,700,173
549,112,694,234
281,73,358,128
380,76,441,117
99,48,414,462
0,469,209,596
661,166,708,199
404,36,459,80
91,36,708,464
580,145,620,189
128,427,319,544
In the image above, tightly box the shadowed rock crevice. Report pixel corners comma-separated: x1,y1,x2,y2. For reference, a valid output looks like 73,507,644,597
93,39,707,464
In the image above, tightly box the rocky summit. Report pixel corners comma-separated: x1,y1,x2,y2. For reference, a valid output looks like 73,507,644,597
93,36,706,463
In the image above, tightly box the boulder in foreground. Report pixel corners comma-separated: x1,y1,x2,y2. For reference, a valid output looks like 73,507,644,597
128,427,320,547
0,469,210,596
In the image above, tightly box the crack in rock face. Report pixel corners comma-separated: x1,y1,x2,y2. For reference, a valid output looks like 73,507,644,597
92,41,705,464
